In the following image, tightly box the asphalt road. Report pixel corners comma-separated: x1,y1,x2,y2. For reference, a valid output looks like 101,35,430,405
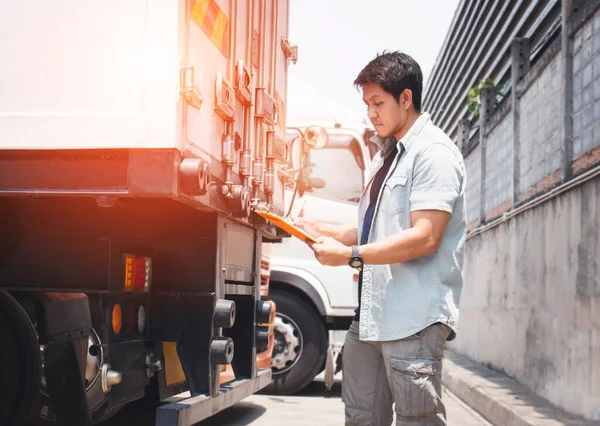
106,379,491,426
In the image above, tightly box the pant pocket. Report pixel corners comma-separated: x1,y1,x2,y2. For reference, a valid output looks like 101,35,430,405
389,357,440,418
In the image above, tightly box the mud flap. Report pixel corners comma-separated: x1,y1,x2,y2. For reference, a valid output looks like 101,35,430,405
44,338,92,426
39,293,93,426
324,330,345,391
324,344,335,391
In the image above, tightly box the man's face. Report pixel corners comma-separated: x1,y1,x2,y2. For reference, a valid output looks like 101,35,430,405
362,82,409,141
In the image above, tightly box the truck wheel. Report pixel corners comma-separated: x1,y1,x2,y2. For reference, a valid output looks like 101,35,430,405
31,324,121,425
263,290,327,395
0,291,41,426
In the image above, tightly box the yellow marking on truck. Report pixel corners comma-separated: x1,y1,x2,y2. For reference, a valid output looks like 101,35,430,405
191,0,229,57
276,91,285,132
220,364,235,384
211,9,228,49
163,342,186,386
191,0,209,26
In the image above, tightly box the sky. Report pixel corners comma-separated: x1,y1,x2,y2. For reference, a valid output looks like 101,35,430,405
286,0,460,124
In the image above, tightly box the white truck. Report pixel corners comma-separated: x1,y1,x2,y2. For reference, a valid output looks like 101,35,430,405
0,2,321,425
265,122,377,394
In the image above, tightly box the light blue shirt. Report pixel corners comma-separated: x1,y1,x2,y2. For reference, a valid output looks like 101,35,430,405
358,112,466,341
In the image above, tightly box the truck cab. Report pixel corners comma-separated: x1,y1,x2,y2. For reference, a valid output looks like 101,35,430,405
265,122,374,394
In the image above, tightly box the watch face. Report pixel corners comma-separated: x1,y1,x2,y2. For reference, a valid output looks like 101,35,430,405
350,258,362,268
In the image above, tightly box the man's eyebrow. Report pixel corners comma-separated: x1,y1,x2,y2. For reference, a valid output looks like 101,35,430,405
363,94,381,103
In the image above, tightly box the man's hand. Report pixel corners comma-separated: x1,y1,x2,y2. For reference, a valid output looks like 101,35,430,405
294,217,322,239
310,237,352,267
295,216,359,246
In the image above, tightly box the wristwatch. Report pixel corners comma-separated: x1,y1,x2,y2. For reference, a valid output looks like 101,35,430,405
349,245,363,270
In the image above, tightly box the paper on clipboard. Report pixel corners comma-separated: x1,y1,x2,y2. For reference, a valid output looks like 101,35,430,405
254,209,318,244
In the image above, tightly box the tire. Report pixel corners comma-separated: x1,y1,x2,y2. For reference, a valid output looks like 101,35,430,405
0,291,42,426
263,289,327,395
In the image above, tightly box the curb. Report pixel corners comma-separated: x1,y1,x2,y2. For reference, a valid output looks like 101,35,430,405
442,351,598,426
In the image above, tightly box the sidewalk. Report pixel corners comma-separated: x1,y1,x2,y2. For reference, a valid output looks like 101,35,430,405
442,351,599,426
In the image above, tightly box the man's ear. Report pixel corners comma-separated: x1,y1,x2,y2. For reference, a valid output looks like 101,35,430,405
402,89,413,110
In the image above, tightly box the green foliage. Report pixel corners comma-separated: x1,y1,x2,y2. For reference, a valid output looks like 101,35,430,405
467,78,507,118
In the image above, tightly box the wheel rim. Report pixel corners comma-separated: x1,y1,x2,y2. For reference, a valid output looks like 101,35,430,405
39,328,103,397
271,313,302,373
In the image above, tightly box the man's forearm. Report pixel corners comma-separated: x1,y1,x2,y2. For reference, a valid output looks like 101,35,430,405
357,211,450,265
359,225,437,265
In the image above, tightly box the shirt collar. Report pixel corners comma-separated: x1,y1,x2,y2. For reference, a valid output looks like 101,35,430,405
370,112,431,157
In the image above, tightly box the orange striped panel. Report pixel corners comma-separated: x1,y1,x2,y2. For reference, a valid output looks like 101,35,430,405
191,0,229,58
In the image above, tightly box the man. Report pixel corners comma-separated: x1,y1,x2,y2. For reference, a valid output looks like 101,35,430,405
300,51,466,425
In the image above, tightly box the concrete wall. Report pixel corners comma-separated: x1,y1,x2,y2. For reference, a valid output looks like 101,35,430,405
458,176,600,419
454,6,600,420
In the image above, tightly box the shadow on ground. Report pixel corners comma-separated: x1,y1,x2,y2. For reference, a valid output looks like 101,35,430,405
102,379,341,425
284,380,341,398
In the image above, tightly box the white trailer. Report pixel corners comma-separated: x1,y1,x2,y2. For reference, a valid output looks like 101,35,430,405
0,1,304,425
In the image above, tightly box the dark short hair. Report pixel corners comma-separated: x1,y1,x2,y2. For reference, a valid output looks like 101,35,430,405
354,51,423,112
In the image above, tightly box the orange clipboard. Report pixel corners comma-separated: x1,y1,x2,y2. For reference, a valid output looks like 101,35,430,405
254,210,318,244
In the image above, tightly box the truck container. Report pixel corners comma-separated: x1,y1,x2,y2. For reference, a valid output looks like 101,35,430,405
0,1,299,425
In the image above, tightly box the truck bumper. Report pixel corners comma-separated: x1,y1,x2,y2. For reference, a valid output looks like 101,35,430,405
155,368,272,426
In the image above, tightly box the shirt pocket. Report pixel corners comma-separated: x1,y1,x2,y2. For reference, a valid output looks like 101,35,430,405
384,175,408,215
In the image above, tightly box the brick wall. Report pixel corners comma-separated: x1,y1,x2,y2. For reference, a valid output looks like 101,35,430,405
572,8,600,172
484,113,513,219
464,27,600,222
519,54,564,199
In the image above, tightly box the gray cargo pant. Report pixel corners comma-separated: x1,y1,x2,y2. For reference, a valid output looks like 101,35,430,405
342,321,452,426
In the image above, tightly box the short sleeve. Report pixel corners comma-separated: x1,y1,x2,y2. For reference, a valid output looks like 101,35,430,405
409,144,463,213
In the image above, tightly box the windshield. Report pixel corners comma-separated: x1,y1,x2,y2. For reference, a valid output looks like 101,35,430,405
308,146,363,203
286,129,365,203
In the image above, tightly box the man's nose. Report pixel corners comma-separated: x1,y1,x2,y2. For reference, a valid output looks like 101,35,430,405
367,105,377,120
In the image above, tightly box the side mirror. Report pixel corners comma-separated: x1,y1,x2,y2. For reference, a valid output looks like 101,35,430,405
285,125,329,199
299,126,328,196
